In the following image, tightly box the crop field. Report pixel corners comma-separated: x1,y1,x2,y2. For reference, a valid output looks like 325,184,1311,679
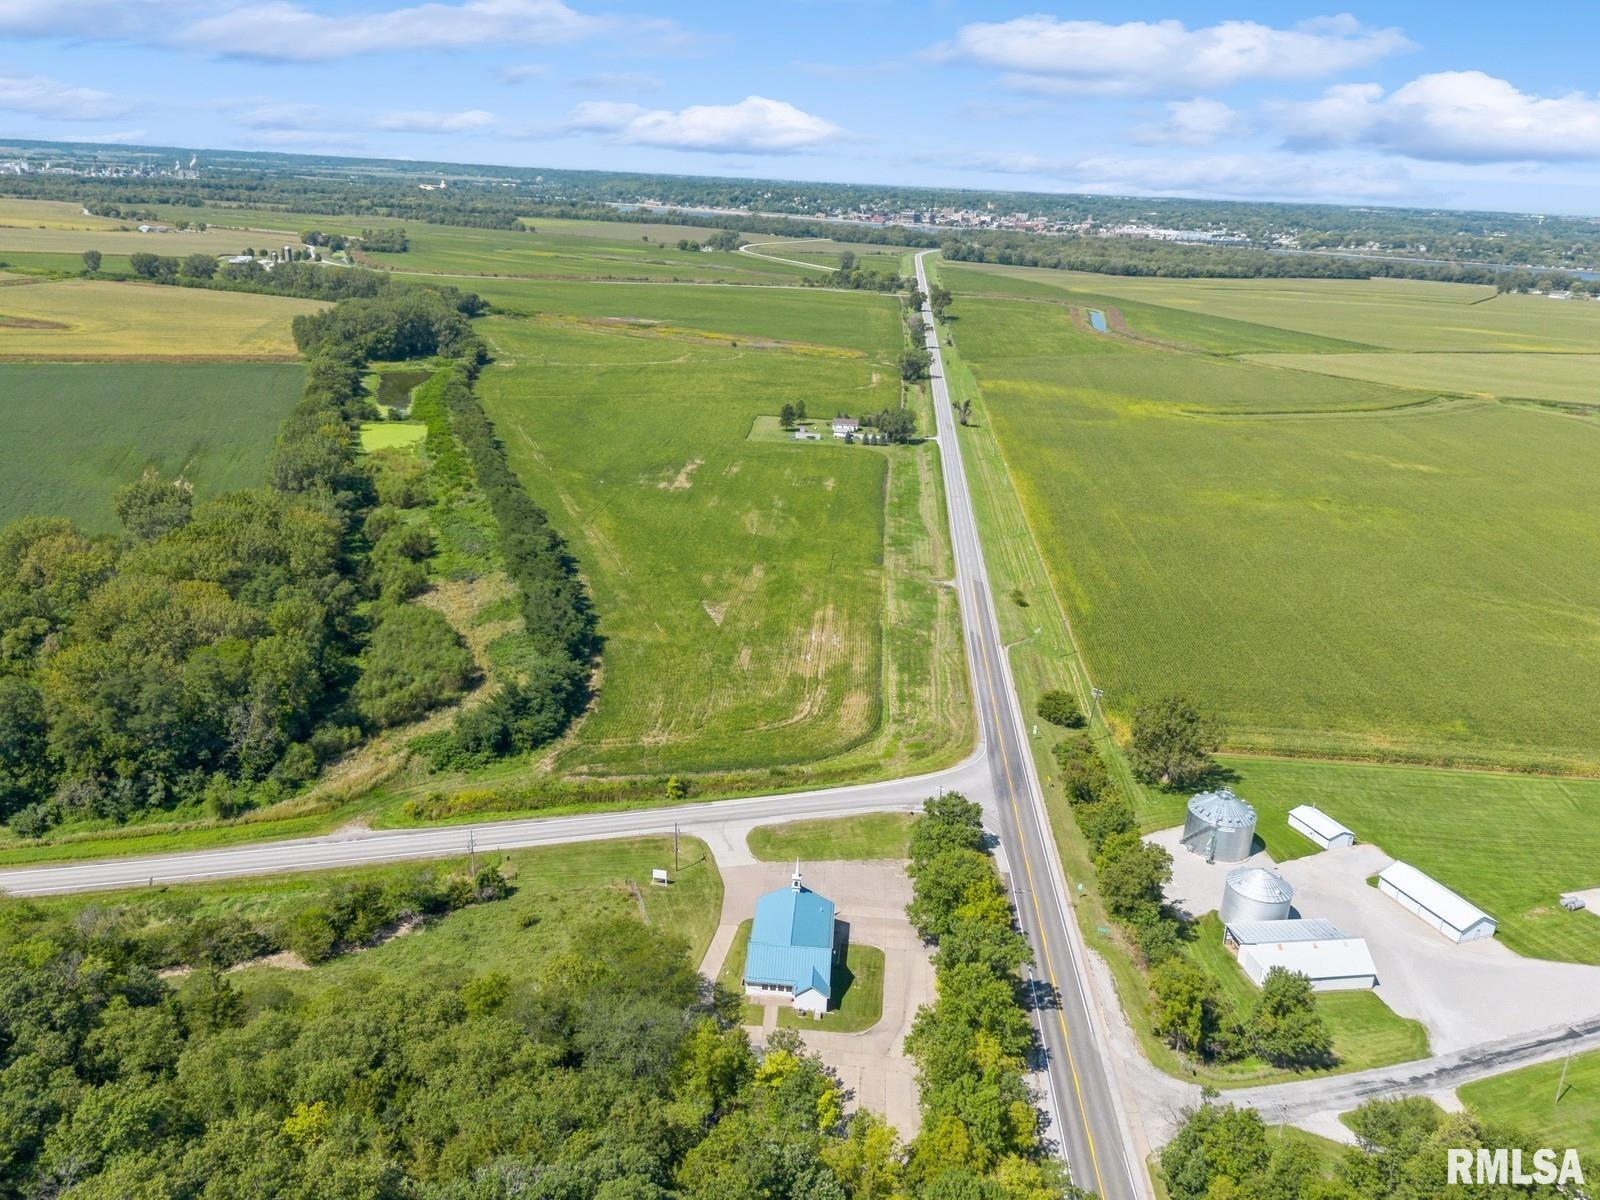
0,276,321,357
362,222,814,283
476,281,967,778
0,362,304,530
942,262,1600,352
1243,351,1600,405
945,280,1600,775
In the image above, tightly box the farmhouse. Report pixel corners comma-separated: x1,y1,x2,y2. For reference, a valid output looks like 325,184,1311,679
1378,861,1496,943
1224,918,1378,991
742,865,838,1017
831,417,860,439
1288,804,1356,850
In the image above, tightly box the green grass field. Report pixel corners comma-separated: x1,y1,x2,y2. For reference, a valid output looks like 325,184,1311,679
1142,757,1600,964
716,917,764,1024
359,421,427,451
475,281,968,779
0,362,304,530
746,813,915,862
1246,351,1600,405
941,263,1600,352
0,276,321,358
1185,913,1430,1081
946,285,1600,774
1459,1050,1600,1156
11,835,722,996
778,942,886,1032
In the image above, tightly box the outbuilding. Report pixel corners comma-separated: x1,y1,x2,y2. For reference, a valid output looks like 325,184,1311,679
1181,788,1257,863
1287,805,1355,850
742,864,839,1016
1224,918,1378,991
1377,861,1496,943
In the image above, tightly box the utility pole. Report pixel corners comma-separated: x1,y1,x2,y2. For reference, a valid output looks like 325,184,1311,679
468,830,476,877
673,822,679,872
1557,1048,1573,1106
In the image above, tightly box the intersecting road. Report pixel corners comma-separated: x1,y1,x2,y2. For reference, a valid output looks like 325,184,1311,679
914,252,1142,1200
0,250,1147,1199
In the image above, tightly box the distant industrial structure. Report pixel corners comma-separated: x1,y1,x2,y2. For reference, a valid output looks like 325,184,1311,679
1224,918,1379,990
1181,788,1257,863
1219,866,1294,925
741,864,839,1017
1288,805,1356,850
1378,861,1497,943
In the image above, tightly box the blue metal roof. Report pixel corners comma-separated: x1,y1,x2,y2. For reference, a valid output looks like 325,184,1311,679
743,883,835,999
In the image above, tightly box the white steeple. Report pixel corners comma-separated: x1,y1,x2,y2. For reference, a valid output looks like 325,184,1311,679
791,859,803,891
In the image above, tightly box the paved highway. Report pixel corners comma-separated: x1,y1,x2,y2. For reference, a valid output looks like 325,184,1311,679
914,252,1143,1200
0,251,1146,1198
0,752,991,896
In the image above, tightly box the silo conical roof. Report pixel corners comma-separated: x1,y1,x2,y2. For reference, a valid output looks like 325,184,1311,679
1225,866,1294,905
1187,787,1256,830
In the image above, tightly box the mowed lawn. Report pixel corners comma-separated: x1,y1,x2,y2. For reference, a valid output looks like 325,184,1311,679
1185,914,1429,1082
0,363,304,530
1179,757,1600,965
476,283,915,775
1459,1050,1600,1157
951,293,1600,773
746,813,915,862
0,277,321,358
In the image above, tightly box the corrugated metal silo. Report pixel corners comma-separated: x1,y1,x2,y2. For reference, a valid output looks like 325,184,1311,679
1220,867,1294,925
1181,788,1258,862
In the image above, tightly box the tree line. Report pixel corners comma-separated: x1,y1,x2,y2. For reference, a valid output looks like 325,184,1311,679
902,793,1084,1197
1161,1095,1590,1200
1045,696,1334,1070
0,276,590,834
939,234,1586,290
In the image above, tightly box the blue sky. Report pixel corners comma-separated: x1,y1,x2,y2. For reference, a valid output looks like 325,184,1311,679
4,2,1600,213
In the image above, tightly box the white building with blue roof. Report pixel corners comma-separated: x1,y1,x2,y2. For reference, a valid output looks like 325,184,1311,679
742,864,839,1017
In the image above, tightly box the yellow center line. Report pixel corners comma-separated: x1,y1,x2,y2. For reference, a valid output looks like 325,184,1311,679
971,581,1109,1198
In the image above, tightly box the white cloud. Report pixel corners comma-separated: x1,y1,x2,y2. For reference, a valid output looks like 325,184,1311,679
499,63,549,83
947,148,1413,202
931,14,1412,96
374,108,497,133
228,101,329,130
570,71,661,93
243,129,366,149
0,72,133,120
0,0,183,39
0,0,664,62
565,95,841,153
1278,71,1600,163
177,0,608,61
1133,98,1246,146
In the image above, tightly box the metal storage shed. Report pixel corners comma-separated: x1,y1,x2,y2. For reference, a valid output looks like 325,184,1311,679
1235,931,1378,991
1377,861,1496,943
1288,805,1355,850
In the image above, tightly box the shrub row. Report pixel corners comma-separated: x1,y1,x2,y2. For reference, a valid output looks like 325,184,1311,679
900,794,1073,1192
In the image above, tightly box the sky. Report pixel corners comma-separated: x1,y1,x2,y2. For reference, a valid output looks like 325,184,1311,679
4,1,1600,214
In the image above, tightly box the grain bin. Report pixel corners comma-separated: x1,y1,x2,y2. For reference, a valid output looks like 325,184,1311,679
1181,788,1257,862
1220,867,1294,925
